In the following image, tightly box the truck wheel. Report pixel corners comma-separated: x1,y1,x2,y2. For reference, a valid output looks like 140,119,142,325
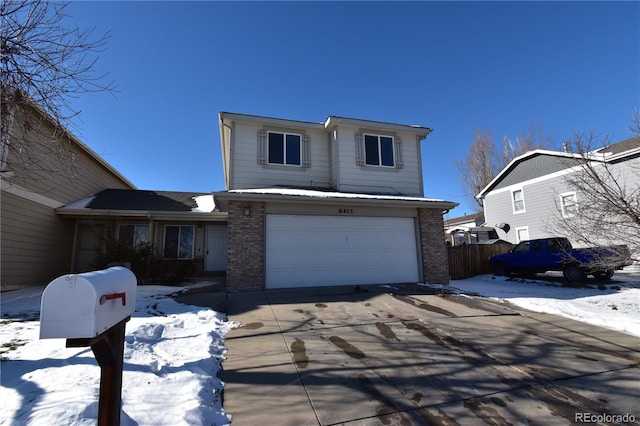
592,269,614,280
493,262,508,277
563,264,586,283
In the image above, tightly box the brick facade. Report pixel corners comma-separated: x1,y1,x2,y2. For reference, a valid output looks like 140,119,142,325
226,201,266,292
418,208,450,284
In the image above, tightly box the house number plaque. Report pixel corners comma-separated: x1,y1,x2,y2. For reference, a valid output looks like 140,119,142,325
338,208,354,214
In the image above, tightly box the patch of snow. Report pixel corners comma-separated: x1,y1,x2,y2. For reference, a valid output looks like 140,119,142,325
448,273,640,338
191,194,215,212
1,284,235,425
230,187,446,202
61,195,96,209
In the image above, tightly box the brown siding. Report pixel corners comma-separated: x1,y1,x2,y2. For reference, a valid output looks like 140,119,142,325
5,107,132,204
418,208,450,284
1,192,75,289
1,106,134,290
226,201,265,292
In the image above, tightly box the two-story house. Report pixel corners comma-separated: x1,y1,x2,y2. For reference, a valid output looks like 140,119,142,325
213,112,457,291
477,137,640,246
54,111,456,291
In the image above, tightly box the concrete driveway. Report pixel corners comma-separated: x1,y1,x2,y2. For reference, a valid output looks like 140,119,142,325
196,284,639,425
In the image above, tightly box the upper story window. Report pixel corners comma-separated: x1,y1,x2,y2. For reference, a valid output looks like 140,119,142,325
258,129,311,168
268,132,301,166
559,192,577,218
512,188,525,213
355,132,403,169
364,134,394,167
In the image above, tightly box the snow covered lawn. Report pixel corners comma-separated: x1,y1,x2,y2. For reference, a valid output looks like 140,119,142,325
1,273,638,425
445,272,640,338
1,283,237,426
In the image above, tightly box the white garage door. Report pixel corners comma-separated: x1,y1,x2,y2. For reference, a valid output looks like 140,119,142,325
266,215,420,288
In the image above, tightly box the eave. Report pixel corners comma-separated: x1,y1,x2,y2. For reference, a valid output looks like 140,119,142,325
213,188,457,212
56,208,228,222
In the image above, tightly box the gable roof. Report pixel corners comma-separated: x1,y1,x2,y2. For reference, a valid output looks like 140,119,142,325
12,98,136,189
477,137,640,199
57,189,222,219
593,136,640,157
476,149,581,199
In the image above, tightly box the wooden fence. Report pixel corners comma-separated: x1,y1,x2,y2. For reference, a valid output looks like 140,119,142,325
447,242,514,280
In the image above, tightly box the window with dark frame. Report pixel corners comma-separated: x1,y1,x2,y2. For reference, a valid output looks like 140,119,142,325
364,134,394,167
268,131,301,165
118,224,150,249
163,225,194,259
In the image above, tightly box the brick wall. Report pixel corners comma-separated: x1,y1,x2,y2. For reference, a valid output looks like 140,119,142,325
418,208,450,284
226,201,265,292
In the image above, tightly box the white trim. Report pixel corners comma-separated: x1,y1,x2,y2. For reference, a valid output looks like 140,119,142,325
511,188,526,214
0,180,63,208
483,164,583,197
515,226,529,243
559,191,577,218
477,149,586,199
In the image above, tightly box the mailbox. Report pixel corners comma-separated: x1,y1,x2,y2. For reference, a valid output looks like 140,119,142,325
40,267,137,339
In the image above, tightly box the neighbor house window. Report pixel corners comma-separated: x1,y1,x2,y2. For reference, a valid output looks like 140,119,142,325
512,189,525,213
560,192,577,218
364,134,395,167
163,225,194,259
118,224,150,248
516,226,529,243
268,131,301,166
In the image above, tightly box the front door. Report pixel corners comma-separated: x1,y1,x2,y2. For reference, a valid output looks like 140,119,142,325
205,225,227,271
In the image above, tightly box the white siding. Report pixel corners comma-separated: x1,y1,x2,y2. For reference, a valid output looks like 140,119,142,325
229,121,331,190
334,126,423,196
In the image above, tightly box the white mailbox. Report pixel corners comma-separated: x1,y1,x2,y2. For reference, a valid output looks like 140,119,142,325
40,267,137,339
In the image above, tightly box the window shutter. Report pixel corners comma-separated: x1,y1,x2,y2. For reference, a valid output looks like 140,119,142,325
394,136,403,169
355,132,365,166
257,129,267,164
302,134,311,168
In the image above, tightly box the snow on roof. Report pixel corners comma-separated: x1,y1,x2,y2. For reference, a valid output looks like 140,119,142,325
227,187,450,203
192,194,215,212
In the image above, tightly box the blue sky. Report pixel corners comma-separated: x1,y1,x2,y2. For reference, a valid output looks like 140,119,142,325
65,1,639,217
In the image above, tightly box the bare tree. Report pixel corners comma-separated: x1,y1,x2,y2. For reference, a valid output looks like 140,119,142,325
550,118,640,268
457,126,551,210
1,0,114,178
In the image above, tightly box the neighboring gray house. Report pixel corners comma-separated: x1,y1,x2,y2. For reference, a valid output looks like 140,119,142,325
214,112,458,291
443,212,496,245
476,137,640,245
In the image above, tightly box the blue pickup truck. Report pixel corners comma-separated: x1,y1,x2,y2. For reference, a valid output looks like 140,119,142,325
490,237,632,282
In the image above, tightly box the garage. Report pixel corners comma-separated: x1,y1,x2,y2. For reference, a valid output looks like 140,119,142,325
266,214,420,288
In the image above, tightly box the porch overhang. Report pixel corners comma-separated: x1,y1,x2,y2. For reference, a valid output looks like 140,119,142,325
213,188,458,212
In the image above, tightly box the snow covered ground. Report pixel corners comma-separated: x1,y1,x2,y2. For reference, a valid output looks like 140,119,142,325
1,273,639,425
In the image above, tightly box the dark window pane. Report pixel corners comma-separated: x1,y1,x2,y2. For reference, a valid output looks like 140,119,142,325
178,226,194,259
380,136,394,166
164,226,179,258
286,134,301,165
268,132,284,164
364,135,379,165
119,225,135,248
